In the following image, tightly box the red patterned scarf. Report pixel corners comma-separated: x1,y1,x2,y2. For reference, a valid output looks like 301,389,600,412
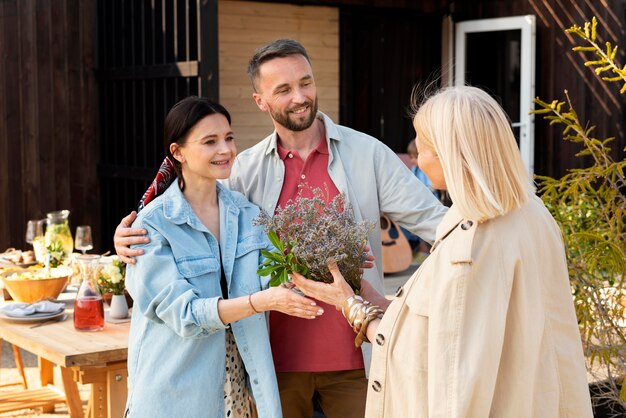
137,157,177,212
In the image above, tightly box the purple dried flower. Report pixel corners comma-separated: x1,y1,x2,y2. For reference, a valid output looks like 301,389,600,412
254,184,375,292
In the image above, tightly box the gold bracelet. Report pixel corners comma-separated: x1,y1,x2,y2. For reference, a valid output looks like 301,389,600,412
247,294,260,314
343,296,367,330
354,306,384,347
342,295,384,346
342,295,364,319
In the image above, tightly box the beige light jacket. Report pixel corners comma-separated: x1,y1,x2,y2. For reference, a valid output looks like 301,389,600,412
366,196,593,418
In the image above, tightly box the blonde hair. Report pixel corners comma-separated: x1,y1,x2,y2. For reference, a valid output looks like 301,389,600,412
412,86,534,221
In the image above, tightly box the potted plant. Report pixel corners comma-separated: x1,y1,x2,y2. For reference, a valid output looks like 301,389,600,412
97,256,131,318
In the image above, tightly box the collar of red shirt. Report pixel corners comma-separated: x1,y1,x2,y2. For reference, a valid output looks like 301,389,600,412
276,133,329,160
263,112,342,156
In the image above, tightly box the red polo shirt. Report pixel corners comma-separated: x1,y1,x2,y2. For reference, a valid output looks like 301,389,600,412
270,136,364,372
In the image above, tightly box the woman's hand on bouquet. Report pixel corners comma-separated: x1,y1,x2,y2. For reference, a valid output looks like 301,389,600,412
257,286,324,319
290,260,355,310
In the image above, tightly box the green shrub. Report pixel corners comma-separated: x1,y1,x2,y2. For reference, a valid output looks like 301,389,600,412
533,17,626,406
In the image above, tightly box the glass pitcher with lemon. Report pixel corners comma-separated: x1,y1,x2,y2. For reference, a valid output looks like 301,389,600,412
44,210,74,266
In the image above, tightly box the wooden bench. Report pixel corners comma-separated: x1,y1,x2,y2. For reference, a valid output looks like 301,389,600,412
0,385,67,413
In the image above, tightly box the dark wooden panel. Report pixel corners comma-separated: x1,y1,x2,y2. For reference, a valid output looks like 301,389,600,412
0,0,98,251
96,0,218,249
35,0,54,212
15,0,37,246
341,7,443,152
67,0,84,233
96,61,200,80
51,0,71,210
0,0,20,247
199,0,218,98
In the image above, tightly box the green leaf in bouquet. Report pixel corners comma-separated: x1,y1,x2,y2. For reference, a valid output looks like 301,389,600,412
257,264,281,277
260,249,283,262
268,269,285,287
292,262,309,277
267,230,284,252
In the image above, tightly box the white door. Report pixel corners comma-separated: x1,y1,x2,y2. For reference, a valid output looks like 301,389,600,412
455,15,536,175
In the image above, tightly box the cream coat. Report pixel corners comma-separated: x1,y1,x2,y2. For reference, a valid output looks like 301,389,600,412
366,196,592,418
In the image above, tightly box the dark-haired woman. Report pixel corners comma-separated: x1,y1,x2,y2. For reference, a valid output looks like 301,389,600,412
124,96,322,418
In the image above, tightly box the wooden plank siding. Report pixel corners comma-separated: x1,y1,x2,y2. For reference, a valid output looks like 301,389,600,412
453,0,626,178
218,0,340,150
0,0,99,251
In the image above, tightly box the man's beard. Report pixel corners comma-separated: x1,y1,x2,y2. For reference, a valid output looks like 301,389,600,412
269,97,318,131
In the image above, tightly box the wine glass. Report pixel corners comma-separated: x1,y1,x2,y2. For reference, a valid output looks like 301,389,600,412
75,226,94,254
25,219,44,245
26,219,46,263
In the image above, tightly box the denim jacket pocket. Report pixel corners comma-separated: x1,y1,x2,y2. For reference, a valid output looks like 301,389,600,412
233,235,267,294
175,256,219,278
235,234,267,258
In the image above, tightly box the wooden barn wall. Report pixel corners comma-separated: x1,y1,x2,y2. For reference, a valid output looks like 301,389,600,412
218,0,339,151
0,0,99,251
453,0,626,178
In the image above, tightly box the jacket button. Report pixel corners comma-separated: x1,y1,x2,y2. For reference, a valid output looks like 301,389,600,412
395,286,403,297
376,334,385,346
461,220,474,230
372,381,382,392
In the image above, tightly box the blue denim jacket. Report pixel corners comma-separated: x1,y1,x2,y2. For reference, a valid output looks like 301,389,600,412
125,181,281,418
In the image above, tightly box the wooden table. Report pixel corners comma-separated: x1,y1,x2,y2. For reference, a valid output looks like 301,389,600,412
0,302,130,418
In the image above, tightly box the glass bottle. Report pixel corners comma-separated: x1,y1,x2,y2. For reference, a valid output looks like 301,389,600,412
74,254,105,331
45,210,74,261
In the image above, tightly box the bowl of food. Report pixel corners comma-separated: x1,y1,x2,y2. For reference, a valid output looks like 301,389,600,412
1,267,72,303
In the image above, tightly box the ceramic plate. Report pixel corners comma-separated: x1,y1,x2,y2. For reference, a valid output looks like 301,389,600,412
0,256,37,268
0,309,66,324
15,261,39,268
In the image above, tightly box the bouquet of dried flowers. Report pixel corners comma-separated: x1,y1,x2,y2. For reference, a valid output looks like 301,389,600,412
254,186,375,293
97,257,126,295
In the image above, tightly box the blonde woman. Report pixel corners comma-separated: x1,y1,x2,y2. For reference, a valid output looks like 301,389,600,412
292,86,593,417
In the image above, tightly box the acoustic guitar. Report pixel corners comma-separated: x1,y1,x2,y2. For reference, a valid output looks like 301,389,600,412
380,214,413,273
